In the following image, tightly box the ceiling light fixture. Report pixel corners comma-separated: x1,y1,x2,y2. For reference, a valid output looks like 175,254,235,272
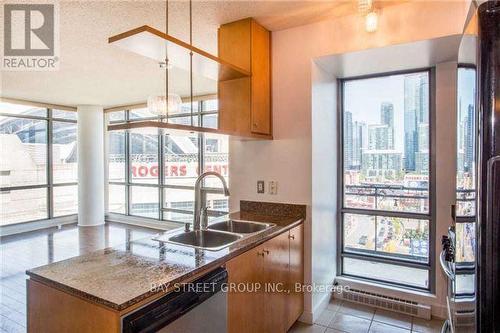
148,0,182,117
148,93,182,115
365,11,378,32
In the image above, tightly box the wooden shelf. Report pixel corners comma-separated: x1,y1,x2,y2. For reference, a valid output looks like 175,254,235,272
108,120,219,135
108,25,251,81
107,120,272,140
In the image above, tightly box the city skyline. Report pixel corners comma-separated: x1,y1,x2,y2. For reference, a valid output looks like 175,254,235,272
344,71,475,184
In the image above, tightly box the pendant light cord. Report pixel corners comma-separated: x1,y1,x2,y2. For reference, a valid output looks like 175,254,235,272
189,0,193,46
165,0,169,121
189,0,194,127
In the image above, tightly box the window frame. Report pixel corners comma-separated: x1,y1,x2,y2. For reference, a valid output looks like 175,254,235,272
455,64,477,223
107,100,228,225
0,106,78,225
454,64,477,271
337,68,436,292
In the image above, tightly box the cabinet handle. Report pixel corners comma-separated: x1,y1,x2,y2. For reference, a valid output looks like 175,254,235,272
253,123,258,128
263,249,270,255
288,235,295,240
257,251,265,257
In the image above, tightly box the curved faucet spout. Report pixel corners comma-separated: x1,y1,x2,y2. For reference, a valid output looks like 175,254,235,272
193,172,230,230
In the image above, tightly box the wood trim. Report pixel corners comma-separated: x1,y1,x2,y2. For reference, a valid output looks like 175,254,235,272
103,94,218,113
107,120,220,133
0,97,77,111
187,94,218,103
107,120,272,140
108,25,251,80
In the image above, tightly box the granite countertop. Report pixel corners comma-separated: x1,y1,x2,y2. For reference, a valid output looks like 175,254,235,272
26,201,306,311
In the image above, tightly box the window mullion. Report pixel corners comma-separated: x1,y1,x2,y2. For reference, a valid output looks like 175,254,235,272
125,109,131,216
107,100,226,224
199,132,206,210
158,129,164,221
47,108,54,219
341,207,430,220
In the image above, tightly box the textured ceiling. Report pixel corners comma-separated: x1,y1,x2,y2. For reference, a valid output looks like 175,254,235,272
0,0,403,108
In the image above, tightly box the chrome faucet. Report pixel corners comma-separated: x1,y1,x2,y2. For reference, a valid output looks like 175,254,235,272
193,172,230,231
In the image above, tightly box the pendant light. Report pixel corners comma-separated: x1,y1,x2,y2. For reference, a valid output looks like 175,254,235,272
147,0,182,118
365,11,378,33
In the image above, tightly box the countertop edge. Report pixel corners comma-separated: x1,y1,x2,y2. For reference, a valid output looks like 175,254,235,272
27,217,304,311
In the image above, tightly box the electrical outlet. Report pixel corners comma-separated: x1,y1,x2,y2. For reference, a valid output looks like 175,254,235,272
257,180,265,194
269,181,278,195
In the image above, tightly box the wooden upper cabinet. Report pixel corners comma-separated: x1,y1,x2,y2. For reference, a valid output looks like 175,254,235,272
218,18,272,138
218,19,252,72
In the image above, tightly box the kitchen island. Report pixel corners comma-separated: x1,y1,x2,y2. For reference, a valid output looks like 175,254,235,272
26,201,305,333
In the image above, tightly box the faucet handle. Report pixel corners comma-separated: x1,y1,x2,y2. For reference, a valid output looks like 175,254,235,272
184,223,191,232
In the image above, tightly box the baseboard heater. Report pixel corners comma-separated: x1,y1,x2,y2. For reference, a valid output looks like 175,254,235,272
336,288,431,320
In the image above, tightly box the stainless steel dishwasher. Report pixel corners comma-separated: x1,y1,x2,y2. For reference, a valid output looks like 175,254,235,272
122,267,227,333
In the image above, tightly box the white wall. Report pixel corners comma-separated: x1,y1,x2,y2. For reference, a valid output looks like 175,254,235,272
309,62,338,322
228,0,470,321
434,62,458,317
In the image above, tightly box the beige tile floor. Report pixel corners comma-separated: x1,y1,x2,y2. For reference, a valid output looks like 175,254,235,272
289,299,444,333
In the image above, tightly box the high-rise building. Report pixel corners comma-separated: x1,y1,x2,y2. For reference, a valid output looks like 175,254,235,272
417,123,429,153
464,104,475,172
415,122,429,174
351,121,367,169
381,102,394,127
344,111,353,169
361,150,402,179
368,124,392,150
404,73,429,171
380,102,395,149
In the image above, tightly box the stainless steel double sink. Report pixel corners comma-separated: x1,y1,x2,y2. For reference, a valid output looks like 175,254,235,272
155,220,275,251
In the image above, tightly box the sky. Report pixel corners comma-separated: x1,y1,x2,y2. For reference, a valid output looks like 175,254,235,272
457,68,476,122
344,74,408,153
343,68,476,154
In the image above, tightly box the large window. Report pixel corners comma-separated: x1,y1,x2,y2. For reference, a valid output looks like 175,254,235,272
107,99,228,224
455,66,476,268
341,70,432,290
0,103,78,225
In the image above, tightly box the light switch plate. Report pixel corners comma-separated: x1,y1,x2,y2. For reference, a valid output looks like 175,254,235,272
257,180,265,194
269,181,278,195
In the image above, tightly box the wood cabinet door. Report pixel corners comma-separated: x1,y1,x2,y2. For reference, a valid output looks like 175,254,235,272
218,77,251,135
218,18,251,72
226,244,265,333
287,224,304,329
250,20,271,135
262,231,290,333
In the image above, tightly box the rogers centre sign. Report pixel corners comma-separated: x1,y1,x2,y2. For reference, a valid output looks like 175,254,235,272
131,164,229,178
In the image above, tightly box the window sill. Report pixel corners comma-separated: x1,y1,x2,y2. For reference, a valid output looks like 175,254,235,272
0,215,78,237
335,275,437,304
